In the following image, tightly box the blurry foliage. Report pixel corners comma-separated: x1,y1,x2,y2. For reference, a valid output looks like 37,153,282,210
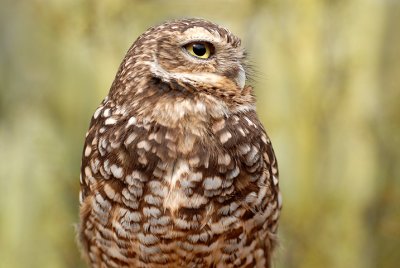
1,0,399,267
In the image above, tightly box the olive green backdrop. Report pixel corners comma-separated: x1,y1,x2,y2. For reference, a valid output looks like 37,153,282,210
1,0,399,267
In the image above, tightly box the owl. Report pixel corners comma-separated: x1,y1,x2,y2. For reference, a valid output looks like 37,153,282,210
79,18,281,268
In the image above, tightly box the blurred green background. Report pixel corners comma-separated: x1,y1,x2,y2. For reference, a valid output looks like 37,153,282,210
1,0,399,267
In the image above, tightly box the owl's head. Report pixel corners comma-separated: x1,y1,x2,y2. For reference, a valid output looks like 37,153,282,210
113,19,250,102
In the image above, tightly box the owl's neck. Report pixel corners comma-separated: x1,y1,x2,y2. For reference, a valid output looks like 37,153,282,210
118,85,226,128
112,74,256,139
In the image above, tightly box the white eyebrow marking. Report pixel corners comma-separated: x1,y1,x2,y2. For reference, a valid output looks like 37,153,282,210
179,27,217,44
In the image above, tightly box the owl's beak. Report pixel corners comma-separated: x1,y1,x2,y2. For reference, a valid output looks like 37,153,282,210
235,64,246,90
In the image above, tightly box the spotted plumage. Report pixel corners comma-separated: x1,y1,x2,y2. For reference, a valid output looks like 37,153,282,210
79,18,281,268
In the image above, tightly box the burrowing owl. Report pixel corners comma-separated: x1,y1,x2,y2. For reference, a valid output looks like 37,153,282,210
79,18,281,268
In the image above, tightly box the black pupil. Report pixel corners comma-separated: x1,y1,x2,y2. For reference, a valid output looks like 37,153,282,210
192,43,206,56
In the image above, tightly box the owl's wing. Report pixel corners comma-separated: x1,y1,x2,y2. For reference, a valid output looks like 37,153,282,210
261,129,281,232
78,98,187,253
240,117,281,266
78,101,151,257
217,110,281,264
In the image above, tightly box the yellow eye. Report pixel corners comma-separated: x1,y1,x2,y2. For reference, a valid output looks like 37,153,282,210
184,42,213,59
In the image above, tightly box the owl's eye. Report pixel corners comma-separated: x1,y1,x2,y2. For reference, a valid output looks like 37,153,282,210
184,42,214,59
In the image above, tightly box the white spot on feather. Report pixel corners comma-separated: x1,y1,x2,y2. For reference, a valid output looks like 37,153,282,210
238,127,246,136
84,166,92,178
110,164,123,178
203,176,222,190
137,140,151,151
143,207,161,218
239,144,251,154
273,175,279,185
227,166,240,179
219,131,232,144
261,134,268,144
90,158,100,174
102,108,111,117
93,106,103,119
84,145,92,157
218,153,231,166
125,210,141,222
144,194,162,206
137,233,159,245
244,116,257,128
126,116,137,127
104,184,116,199
104,117,117,125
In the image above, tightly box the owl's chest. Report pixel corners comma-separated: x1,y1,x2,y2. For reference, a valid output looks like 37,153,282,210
119,112,261,221
142,155,238,223
130,157,250,257
120,153,271,266
82,108,275,266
